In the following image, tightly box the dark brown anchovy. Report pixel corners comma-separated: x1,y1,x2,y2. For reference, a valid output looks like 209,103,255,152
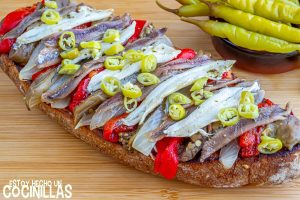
9,42,37,64
200,103,291,162
125,28,167,50
4,1,77,39
148,106,196,142
42,64,99,102
204,78,244,92
89,55,211,129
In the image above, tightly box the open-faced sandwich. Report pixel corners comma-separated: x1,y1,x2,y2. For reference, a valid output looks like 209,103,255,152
1,0,300,188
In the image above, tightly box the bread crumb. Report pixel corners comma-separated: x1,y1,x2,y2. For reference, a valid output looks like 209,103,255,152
242,164,250,169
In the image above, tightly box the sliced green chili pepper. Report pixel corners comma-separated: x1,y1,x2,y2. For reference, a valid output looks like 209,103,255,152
80,41,102,49
103,29,120,43
190,77,208,92
240,91,254,104
204,2,300,43
121,82,142,99
191,89,213,105
124,97,138,113
224,0,300,24
100,76,121,96
45,1,58,9
123,49,145,63
91,49,101,59
238,103,259,119
104,43,125,56
258,135,283,154
156,0,209,17
104,56,125,70
168,92,192,105
58,59,80,75
169,104,186,121
60,48,79,59
137,73,160,86
141,54,157,73
41,9,60,25
59,31,76,51
218,107,239,126
181,18,300,53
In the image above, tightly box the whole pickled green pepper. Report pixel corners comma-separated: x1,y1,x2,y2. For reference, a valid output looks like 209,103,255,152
182,18,300,53
156,0,209,17
223,0,300,24
203,2,300,43
176,0,201,5
275,0,299,6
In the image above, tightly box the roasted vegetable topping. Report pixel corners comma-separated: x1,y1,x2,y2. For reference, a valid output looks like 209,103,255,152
41,9,60,25
141,54,157,73
218,107,239,127
168,92,192,105
137,73,160,86
169,104,186,121
258,135,283,154
103,113,137,143
175,48,197,60
59,31,76,51
104,56,125,70
100,76,121,96
154,137,183,180
103,29,120,43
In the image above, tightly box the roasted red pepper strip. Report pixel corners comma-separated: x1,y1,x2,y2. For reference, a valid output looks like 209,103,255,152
154,137,183,180
239,126,263,158
258,98,274,108
103,113,137,143
31,64,59,81
68,67,104,112
0,6,36,36
68,77,91,112
127,20,147,43
74,22,92,29
0,38,16,54
175,48,197,60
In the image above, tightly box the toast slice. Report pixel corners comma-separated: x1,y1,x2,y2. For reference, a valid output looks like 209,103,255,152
1,53,300,188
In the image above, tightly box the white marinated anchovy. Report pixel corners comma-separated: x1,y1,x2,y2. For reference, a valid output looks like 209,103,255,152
100,21,136,52
87,43,181,93
164,82,260,137
16,6,113,46
123,60,235,127
132,106,165,156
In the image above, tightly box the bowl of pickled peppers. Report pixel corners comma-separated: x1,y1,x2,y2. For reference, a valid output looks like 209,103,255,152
157,0,300,74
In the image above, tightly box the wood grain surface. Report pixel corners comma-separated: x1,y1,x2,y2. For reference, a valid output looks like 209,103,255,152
1,0,300,199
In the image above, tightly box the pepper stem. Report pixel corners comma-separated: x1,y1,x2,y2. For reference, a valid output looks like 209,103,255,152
156,0,179,15
181,17,202,26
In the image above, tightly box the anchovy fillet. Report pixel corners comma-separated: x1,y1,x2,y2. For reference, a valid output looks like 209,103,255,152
123,60,235,126
164,82,260,138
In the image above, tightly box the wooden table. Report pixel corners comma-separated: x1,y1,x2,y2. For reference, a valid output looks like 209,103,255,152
1,0,300,199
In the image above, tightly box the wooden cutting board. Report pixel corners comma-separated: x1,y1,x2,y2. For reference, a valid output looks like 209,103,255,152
0,0,300,199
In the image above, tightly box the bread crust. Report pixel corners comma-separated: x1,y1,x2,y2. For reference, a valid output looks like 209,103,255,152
1,54,300,188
